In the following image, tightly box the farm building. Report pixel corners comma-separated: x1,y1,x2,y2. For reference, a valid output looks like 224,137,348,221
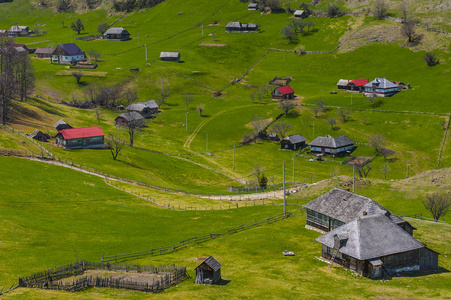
14,45,28,55
303,188,415,235
8,26,29,36
55,126,105,149
294,10,307,18
268,133,280,141
225,22,259,32
364,78,399,97
52,43,85,64
29,130,48,142
272,85,295,100
248,3,258,10
53,119,72,132
347,78,368,92
337,79,350,91
35,48,55,58
281,134,306,150
0,30,7,36
195,256,222,284
103,27,130,41
160,52,180,62
115,111,144,127
315,214,438,278
126,100,159,118
309,135,355,156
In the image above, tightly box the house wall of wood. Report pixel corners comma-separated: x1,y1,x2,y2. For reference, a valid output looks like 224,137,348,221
105,33,130,41
310,145,354,155
281,141,304,150
36,53,52,58
56,136,104,149
115,117,130,127
195,264,221,283
306,209,344,232
52,55,85,63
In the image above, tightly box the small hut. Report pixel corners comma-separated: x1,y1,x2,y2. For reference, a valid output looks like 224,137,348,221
160,52,181,62
29,130,48,142
195,256,222,284
281,134,306,150
54,119,72,132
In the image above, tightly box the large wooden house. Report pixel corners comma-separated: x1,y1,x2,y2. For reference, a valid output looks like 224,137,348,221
364,78,399,97
195,256,222,284
115,111,144,127
303,188,415,235
315,214,438,278
281,134,306,150
55,126,105,149
52,43,85,64
225,22,258,32
309,135,354,156
35,48,55,59
126,100,159,118
103,27,130,41
8,26,29,36
272,85,295,100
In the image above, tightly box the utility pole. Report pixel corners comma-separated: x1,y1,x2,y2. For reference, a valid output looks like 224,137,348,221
313,121,315,139
145,44,147,61
283,163,286,217
406,163,409,179
233,146,235,170
352,165,355,193
206,131,208,154
138,31,140,46
293,156,295,184
186,111,188,132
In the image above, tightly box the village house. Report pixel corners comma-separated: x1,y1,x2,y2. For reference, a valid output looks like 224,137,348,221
103,27,130,41
271,85,295,100
126,100,159,118
29,130,48,142
302,188,415,235
347,78,368,92
336,79,350,91
53,119,72,132
8,26,29,36
248,3,258,10
160,52,180,62
35,48,55,59
115,111,144,127
315,214,439,278
309,135,354,156
14,45,29,55
55,126,105,149
281,134,306,150
52,43,86,64
195,256,222,284
294,10,307,18
364,78,399,97
225,22,259,32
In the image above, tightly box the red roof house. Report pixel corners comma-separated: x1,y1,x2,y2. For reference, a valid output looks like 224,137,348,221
55,126,105,149
272,85,295,100
348,79,369,92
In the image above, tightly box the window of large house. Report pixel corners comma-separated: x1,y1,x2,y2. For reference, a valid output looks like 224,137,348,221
314,211,321,224
307,209,314,221
322,214,329,226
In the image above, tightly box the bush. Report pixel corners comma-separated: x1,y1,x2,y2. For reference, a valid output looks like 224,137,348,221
424,52,439,66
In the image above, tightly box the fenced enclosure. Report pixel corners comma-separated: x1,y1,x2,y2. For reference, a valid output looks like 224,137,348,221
101,212,293,263
19,261,187,293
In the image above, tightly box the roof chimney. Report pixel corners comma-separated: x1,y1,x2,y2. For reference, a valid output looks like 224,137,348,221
363,211,367,216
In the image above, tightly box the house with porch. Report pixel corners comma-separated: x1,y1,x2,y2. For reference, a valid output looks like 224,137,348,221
315,214,439,278
272,85,295,100
309,135,354,156
347,78,368,92
103,27,130,41
55,126,105,149
195,256,222,284
126,100,159,118
364,78,399,97
52,43,85,64
115,111,144,127
302,188,415,235
281,134,306,150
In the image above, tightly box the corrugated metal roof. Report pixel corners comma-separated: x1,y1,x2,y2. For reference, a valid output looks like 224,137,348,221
195,256,222,271
309,135,354,149
337,79,350,86
364,78,397,89
277,85,294,95
116,111,144,122
226,22,242,28
283,134,306,144
127,100,159,112
294,10,305,15
57,43,85,56
35,48,55,54
58,126,104,139
104,27,129,35
315,214,425,260
160,52,180,58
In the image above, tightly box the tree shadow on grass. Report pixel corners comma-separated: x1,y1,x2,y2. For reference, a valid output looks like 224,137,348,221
381,267,449,280
215,279,231,286
331,126,341,131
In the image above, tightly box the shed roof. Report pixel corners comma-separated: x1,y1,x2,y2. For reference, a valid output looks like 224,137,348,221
58,126,104,139
294,10,305,15
9,26,28,32
35,48,55,54
116,111,144,122
337,79,350,86
303,188,406,225
104,27,129,35
195,256,222,271
54,119,70,129
309,135,354,149
226,21,242,29
315,214,425,260
364,78,397,89
248,3,258,8
349,78,368,87
160,52,180,58
55,43,85,56
283,134,306,144
127,100,159,112
277,85,294,95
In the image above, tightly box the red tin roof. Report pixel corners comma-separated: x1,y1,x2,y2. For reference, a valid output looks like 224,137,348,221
59,126,105,139
349,78,369,87
277,85,295,95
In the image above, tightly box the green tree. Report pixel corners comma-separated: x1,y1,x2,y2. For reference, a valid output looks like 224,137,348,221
97,22,109,35
259,173,268,188
71,19,85,35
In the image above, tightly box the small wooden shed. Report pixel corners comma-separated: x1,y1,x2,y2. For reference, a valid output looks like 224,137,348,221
54,119,72,132
294,10,307,18
29,130,48,142
272,85,295,100
195,256,222,284
281,134,306,150
160,52,180,62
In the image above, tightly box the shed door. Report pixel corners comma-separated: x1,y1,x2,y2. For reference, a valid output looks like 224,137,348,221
321,147,325,154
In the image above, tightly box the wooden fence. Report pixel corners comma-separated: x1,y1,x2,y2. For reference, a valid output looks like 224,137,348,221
402,213,447,224
19,261,187,293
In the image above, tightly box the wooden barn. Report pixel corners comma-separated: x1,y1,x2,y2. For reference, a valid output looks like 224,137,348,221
160,52,180,62
281,134,306,150
195,256,222,284
315,214,439,278
126,100,159,118
55,126,105,149
309,135,354,156
347,78,368,92
303,188,415,235
52,43,85,64
8,26,29,36
294,10,307,18
29,130,48,142
35,48,55,59
53,119,72,132
364,78,399,97
225,22,259,32
103,27,130,41
115,111,144,127
272,85,295,100
337,79,350,91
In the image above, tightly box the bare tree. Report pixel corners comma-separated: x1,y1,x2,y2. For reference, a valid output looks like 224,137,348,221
374,0,388,20
316,99,327,112
369,133,386,153
401,21,415,43
87,49,102,62
250,115,267,137
367,92,379,106
312,105,321,118
84,83,98,103
97,22,109,35
96,85,122,108
379,148,395,160
95,107,103,124
249,163,264,182
71,18,85,35
380,163,391,180
362,115,369,124
279,100,296,115
197,104,205,116
424,52,439,66
327,117,337,129
281,25,297,43
399,1,410,23
15,52,35,101
270,121,292,139
422,193,451,222
0,37,16,125
72,71,83,84
106,133,121,160
327,2,342,17
356,163,372,178
128,119,145,147
337,107,352,122
184,94,194,109
123,88,138,106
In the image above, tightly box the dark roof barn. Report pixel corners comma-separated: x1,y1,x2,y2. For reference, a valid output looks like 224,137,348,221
195,256,222,284
54,119,73,132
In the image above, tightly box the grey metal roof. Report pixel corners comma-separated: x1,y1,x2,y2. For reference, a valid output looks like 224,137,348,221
294,10,305,15
35,48,55,54
309,135,354,149
226,22,242,29
104,27,129,35
9,26,28,32
54,119,69,128
315,214,425,260
195,256,222,271
302,188,406,225
364,78,397,89
337,79,350,86
283,134,306,144
116,111,144,122
127,100,159,112
248,3,258,8
160,52,180,58
141,100,159,109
